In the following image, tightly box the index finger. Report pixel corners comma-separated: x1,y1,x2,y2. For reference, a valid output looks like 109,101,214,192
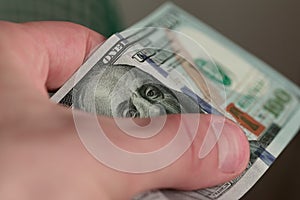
0,21,105,94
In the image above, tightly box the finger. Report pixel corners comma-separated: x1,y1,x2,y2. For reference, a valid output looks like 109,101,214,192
23,21,105,90
72,111,249,199
0,21,105,94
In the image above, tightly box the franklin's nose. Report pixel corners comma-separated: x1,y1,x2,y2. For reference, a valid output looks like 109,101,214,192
131,94,165,117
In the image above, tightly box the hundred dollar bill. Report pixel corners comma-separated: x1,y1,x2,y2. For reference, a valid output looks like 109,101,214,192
51,2,300,200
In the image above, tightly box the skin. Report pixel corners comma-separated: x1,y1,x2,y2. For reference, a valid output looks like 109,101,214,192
0,21,250,200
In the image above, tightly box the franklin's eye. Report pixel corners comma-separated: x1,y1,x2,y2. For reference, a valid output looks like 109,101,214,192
142,85,163,101
123,107,140,118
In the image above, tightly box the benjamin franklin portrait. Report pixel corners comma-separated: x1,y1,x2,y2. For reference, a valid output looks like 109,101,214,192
73,64,205,118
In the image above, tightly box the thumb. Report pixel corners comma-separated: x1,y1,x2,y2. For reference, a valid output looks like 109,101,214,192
73,111,249,198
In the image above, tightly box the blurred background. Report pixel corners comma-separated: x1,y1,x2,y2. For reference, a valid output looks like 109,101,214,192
0,0,299,199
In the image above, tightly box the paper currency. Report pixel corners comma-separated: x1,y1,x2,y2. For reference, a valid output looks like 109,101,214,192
51,2,300,200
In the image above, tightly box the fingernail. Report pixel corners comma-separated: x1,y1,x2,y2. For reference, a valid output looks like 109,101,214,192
198,119,248,174
217,122,248,173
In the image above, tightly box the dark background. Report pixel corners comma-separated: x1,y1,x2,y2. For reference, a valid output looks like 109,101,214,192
115,0,300,199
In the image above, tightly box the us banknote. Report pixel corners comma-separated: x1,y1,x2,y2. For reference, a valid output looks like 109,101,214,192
51,2,300,200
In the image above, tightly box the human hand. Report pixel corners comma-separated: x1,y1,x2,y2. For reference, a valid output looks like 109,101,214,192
0,21,249,200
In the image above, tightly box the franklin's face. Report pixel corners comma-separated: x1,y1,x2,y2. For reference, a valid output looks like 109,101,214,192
74,65,203,118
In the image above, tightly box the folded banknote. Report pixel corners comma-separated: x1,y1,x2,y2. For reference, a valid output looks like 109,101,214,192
51,2,300,200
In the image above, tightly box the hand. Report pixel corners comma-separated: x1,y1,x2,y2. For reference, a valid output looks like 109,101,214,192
0,21,249,200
